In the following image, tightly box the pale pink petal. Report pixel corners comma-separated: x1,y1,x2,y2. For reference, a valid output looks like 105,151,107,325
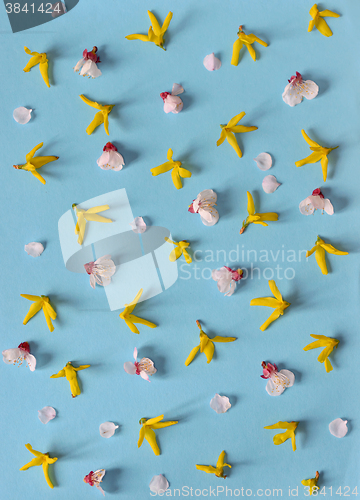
210,394,231,413
329,418,348,438
124,362,137,375
262,175,280,194
2,348,22,364
89,274,96,289
323,198,334,215
279,369,295,387
129,217,146,233
38,406,56,424
25,353,37,371
140,370,150,382
301,80,319,100
80,60,102,78
164,95,183,114
24,242,44,257
108,151,124,171
266,379,285,396
97,151,111,169
203,53,221,71
99,422,118,438
149,474,169,494
254,153,272,171
133,347,138,361
171,83,184,96
299,197,315,215
13,107,32,124
282,82,303,106
74,58,85,72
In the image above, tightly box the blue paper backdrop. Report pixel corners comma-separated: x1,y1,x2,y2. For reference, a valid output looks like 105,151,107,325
1,1,360,499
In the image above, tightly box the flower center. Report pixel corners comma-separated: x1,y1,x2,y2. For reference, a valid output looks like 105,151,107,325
289,71,303,86
160,92,171,101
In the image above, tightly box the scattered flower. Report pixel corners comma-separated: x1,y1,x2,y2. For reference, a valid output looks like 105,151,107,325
125,10,173,50
149,474,169,494
188,189,219,226
262,175,281,194
79,95,114,135
99,422,119,438
231,25,268,65
303,334,339,372
329,418,348,438
151,148,191,189
261,361,295,396
295,129,338,182
23,47,50,87
254,152,272,171
282,72,319,106
73,203,112,246
210,394,231,413
185,320,236,366
13,107,32,124
165,237,192,263
299,188,333,215
84,469,106,496
264,421,298,451
50,361,90,397
160,83,184,114
97,142,124,171
2,342,36,371
302,471,320,496
38,406,56,424
130,217,146,233
21,294,56,332
308,4,340,37
217,112,257,158
196,451,231,478
13,142,59,185
212,266,243,296
24,242,44,257
74,46,102,78
124,347,157,382
250,280,290,331
119,288,157,334
240,191,278,234
306,236,348,275
19,444,58,489
84,254,116,289
203,53,221,71
138,414,178,456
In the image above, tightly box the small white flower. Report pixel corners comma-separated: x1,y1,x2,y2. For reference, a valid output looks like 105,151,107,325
123,347,156,382
97,142,124,171
203,53,221,71
160,83,184,114
329,418,348,438
84,254,116,289
74,46,102,79
261,362,295,396
24,242,44,257
299,188,334,215
84,469,106,496
149,474,169,494
99,421,119,438
282,71,318,107
210,394,231,413
13,107,32,124
212,266,243,296
2,342,36,371
189,189,219,226
130,217,146,233
38,406,56,424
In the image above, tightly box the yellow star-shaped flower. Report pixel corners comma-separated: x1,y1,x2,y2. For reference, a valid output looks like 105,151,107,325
217,112,257,158
308,4,339,37
231,26,268,65
303,334,339,373
302,471,320,495
23,47,50,87
264,421,298,451
73,203,112,245
185,320,236,366
20,444,58,489
240,191,278,234
13,142,59,185
295,130,338,182
21,294,57,332
126,11,173,50
151,148,191,189
138,414,178,455
119,288,157,334
50,361,90,397
165,237,192,263
196,451,232,478
306,236,348,275
79,95,114,135
250,280,290,331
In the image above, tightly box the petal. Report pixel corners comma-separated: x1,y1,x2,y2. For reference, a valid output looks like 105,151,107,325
299,198,315,215
149,474,170,494
129,216,146,233
329,418,348,438
97,152,111,169
200,208,219,226
225,132,242,157
262,175,280,194
124,362,137,374
13,107,32,124
38,406,56,424
24,242,44,257
99,421,119,438
323,198,334,215
210,394,231,413
321,156,328,182
254,153,272,171
282,83,303,106
2,347,22,364
171,83,184,96
279,369,295,387
74,58,85,71
301,130,320,147
25,353,37,371
108,151,124,171
203,53,221,71
302,80,319,100
231,39,244,66
89,274,96,289
247,191,255,215
315,247,328,275
315,17,333,37
266,379,285,396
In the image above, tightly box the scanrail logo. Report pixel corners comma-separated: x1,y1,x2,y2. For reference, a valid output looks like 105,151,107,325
58,189,178,311
3,0,79,32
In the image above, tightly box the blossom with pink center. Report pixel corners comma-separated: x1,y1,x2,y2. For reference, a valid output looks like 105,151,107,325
261,361,295,396
161,83,184,113
84,469,106,496
97,142,125,171
189,189,219,226
123,347,157,382
299,188,333,216
2,341,36,371
212,266,243,296
84,254,116,289
74,46,102,78
282,71,318,107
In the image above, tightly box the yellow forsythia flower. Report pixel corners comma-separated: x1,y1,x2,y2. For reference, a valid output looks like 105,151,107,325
217,112,257,158
165,237,192,263
21,294,56,332
119,288,157,334
308,4,339,37
264,421,298,451
295,130,338,182
79,95,114,135
126,11,173,50
302,471,320,495
231,26,268,65
138,414,178,455
20,444,58,488
13,142,59,185
240,191,278,234
303,334,339,373
306,236,348,275
73,203,112,246
250,280,290,331
50,361,90,397
196,451,232,478
23,47,50,87
151,148,191,189
185,320,236,365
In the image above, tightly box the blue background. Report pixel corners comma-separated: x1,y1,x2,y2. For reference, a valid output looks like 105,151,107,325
1,1,359,498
